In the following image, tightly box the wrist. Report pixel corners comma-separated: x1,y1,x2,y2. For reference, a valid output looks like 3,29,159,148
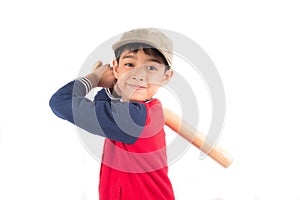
76,77,93,94
85,73,99,88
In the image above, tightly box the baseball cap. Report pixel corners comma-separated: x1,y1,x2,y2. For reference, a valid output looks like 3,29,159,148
112,28,173,67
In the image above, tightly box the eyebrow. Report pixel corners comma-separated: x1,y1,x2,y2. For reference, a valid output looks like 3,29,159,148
146,58,162,64
121,55,162,64
121,55,137,60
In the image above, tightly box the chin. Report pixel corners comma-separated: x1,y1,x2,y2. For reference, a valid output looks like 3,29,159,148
130,96,147,102
129,93,151,102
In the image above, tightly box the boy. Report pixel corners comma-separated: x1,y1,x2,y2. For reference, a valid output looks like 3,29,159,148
50,28,175,199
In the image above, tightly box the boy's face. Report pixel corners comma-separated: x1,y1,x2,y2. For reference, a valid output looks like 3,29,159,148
112,49,173,101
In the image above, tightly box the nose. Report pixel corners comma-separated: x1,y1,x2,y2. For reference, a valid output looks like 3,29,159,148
130,66,146,82
132,75,144,82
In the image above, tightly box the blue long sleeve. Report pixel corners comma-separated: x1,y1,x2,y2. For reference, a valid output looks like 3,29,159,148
49,80,147,144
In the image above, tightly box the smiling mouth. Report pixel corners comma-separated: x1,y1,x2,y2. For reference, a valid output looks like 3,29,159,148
127,83,147,90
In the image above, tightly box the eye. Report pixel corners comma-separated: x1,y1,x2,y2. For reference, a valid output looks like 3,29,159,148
125,63,134,68
146,65,158,71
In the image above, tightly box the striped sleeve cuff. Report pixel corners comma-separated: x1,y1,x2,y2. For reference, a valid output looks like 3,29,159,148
76,77,92,94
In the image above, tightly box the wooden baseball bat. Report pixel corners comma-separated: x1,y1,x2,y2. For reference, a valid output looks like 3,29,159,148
163,107,233,168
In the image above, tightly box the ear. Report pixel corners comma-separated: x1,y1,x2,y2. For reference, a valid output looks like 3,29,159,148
112,59,120,79
161,69,174,85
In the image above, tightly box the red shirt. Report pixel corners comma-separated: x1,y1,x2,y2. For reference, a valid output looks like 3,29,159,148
99,99,175,200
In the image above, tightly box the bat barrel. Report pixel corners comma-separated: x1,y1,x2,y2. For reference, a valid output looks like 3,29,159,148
164,108,233,168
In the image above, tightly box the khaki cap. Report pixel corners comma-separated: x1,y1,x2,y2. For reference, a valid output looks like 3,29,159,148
112,28,173,67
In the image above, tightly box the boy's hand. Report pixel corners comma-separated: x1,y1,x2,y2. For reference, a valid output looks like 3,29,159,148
85,61,116,88
93,61,116,88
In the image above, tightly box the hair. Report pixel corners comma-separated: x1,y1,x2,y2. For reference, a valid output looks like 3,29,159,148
114,43,170,71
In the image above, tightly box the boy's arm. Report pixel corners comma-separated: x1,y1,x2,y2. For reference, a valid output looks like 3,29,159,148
49,65,147,144
163,107,233,168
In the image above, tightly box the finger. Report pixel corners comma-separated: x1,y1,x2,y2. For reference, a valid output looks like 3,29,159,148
103,63,111,69
92,61,103,71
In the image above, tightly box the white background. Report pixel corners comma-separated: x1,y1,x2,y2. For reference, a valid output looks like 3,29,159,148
1,0,299,199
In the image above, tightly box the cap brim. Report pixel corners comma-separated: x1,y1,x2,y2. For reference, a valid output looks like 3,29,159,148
112,39,172,67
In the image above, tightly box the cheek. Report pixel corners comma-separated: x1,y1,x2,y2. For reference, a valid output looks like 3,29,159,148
148,84,160,94
147,73,165,85
115,65,131,77
116,77,126,89
115,69,130,83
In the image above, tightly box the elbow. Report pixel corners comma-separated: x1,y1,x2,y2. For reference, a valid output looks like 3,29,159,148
49,94,63,119
49,94,73,122
49,94,59,114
